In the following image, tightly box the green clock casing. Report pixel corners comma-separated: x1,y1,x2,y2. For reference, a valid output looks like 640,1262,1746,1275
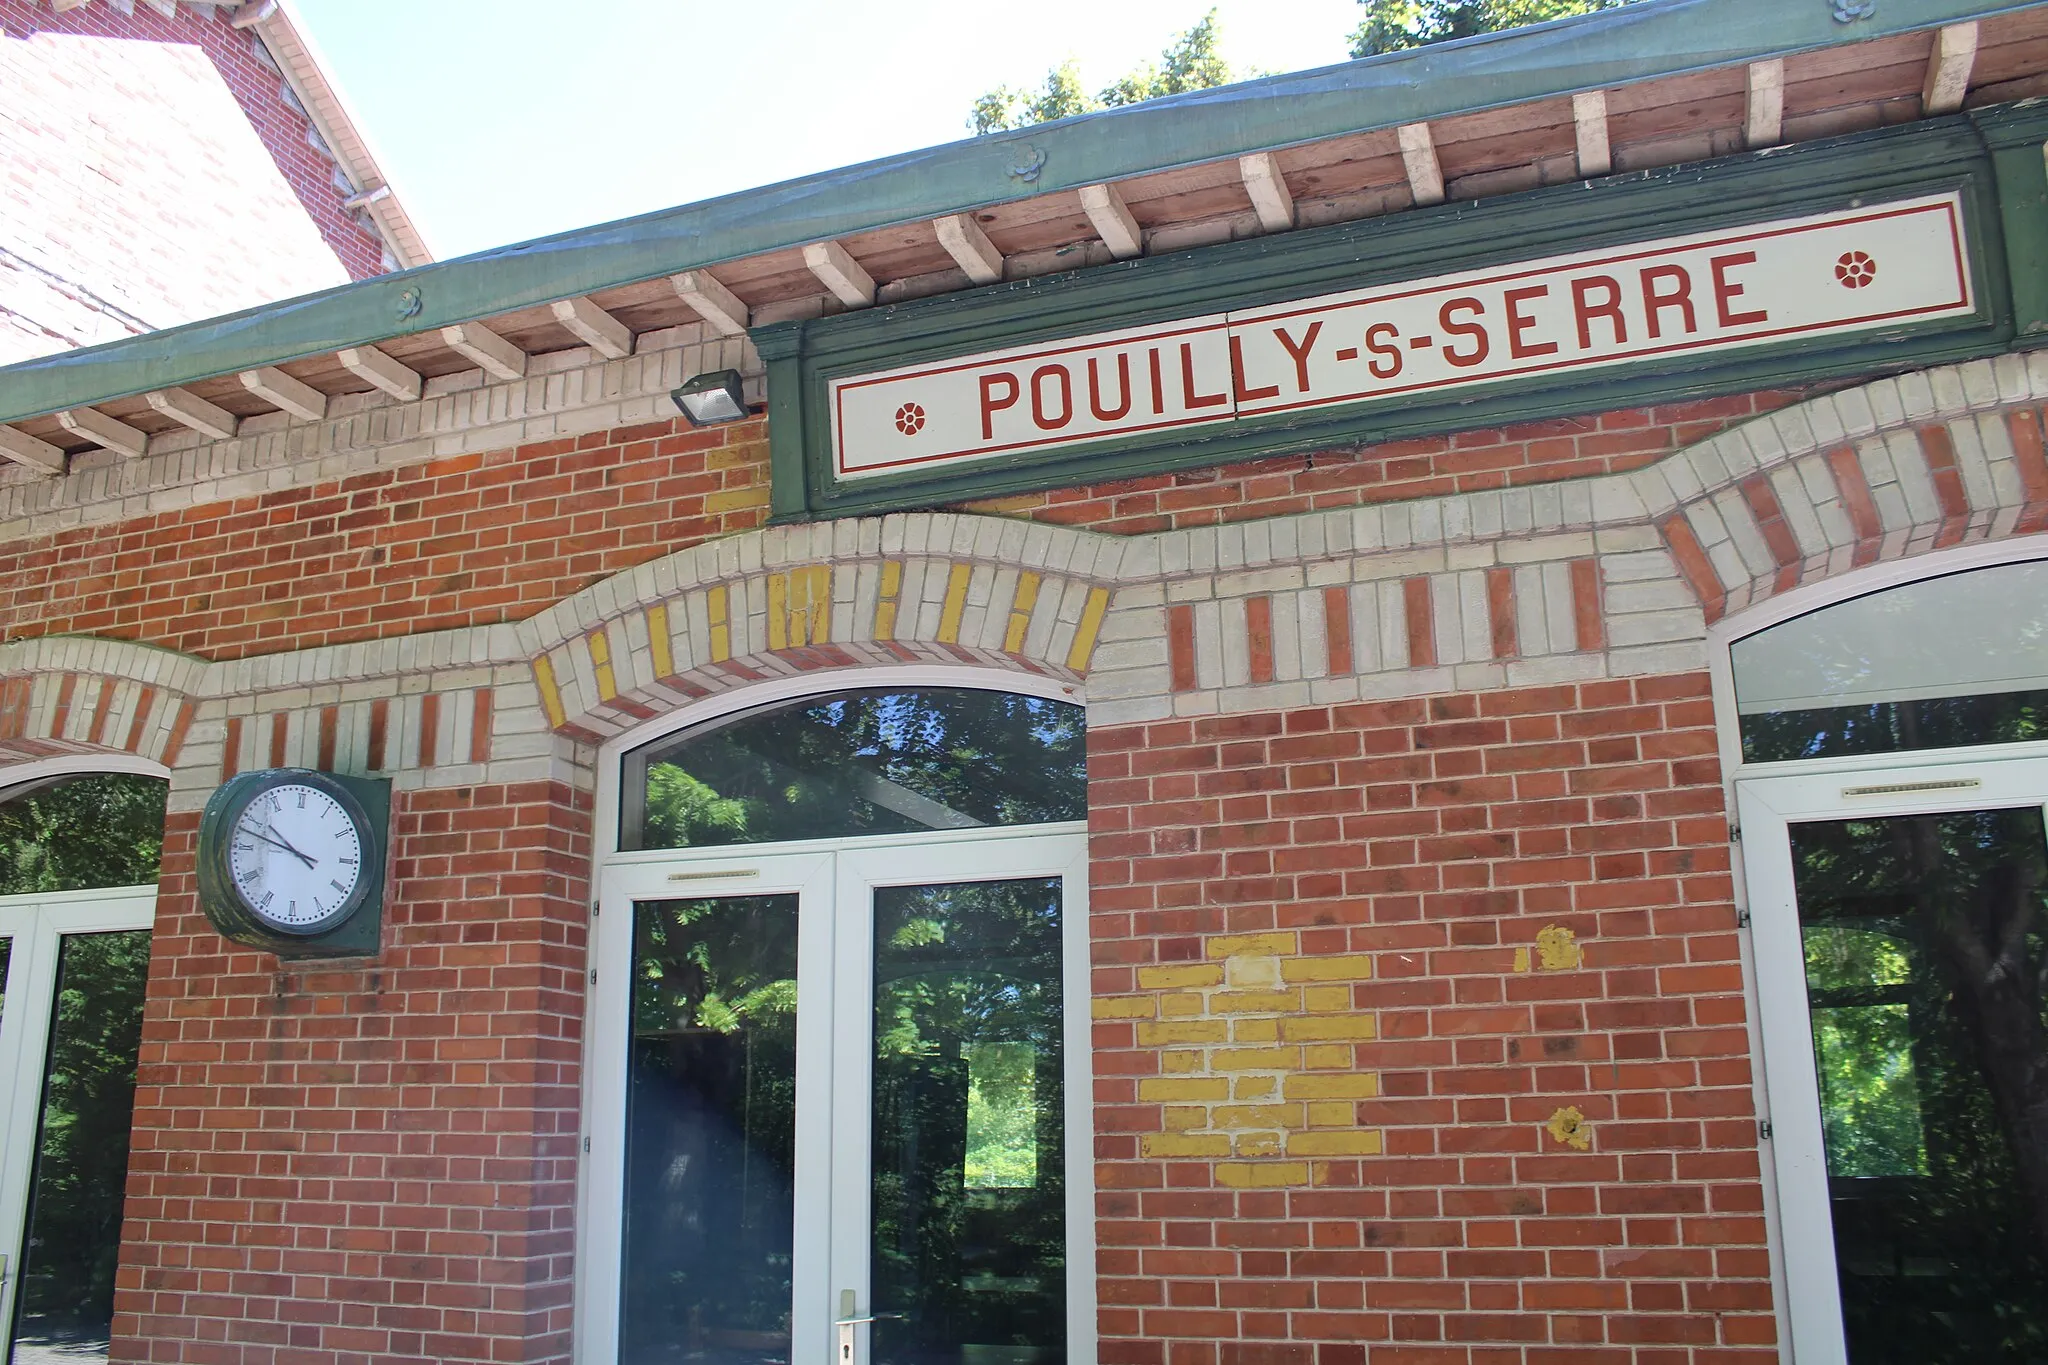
196,768,390,958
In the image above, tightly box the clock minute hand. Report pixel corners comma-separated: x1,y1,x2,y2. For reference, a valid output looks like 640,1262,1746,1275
247,824,318,869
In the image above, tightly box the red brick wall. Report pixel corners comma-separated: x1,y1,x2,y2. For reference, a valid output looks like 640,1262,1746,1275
0,418,769,658
1085,677,1770,1363
964,392,1806,533
0,0,388,280
113,781,592,1365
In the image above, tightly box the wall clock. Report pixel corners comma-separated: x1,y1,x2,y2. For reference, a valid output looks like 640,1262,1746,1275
196,768,390,958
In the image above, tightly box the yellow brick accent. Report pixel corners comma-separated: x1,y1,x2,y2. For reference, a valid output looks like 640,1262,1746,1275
1303,985,1352,1012
1004,572,1041,654
1306,1101,1355,1126
1160,993,1206,1018
1289,1130,1385,1157
1066,585,1111,673
1214,1103,1303,1129
1232,1075,1277,1099
1284,1073,1380,1100
531,653,567,730
936,562,972,645
707,585,731,662
1280,954,1376,982
646,603,675,681
1234,1132,1285,1157
874,561,903,640
1280,1015,1379,1042
767,564,831,649
1216,1161,1311,1188
1212,1047,1295,1071
586,628,617,702
1211,990,1300,1014
705,485,769,513
1163,1106,1208,1131
1137,1020,1228,1046
1091,996,1155,1020
1162,1050,1203,1073
1137,963,1224,990
1207,932,1297,959
1303,1044,1353,1068
1141,1133,1232,1158
1231,1018,1281,1043
1137,1076,1230,1102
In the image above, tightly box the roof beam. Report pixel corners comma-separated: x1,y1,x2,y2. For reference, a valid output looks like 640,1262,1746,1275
1397,123,1445,207
56,406,147,458
803,241,877,308
1079,183,1143,261
670,270,751,336
1746,58,1785,147
933,214,1005,285
440,321,527,380
145,387,240,440
229,1,278,27
1922,21,1979,115
1572,90,1612,177
551,296,633,358
50,0,94,10
0,426,65,476
239,366,327,421
140,0,176,15
1238,153,1296,232
337,344,423,401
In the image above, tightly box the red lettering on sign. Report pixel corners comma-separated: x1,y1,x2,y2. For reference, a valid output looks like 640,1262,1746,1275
1088,354,1132,421
1148,348,1166,415
1365,322,1402,379
1181,342,1228,409
1273,321,1323,394
1440,297,1490,369
1030,364,1073,430
1711,251,1769,327
1641,264,1696,339
1230,335,1280,402
1504,285,1557,360
1572,275,1627,349
979,372,1019,439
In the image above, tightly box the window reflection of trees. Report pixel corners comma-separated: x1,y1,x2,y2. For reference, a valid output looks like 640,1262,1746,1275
0,771,167,894
1791,809,2048,1362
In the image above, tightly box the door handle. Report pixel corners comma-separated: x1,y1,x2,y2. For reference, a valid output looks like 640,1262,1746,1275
833,1307,903,1365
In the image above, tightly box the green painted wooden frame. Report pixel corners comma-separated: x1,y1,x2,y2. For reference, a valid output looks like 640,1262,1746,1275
763,109,2048,523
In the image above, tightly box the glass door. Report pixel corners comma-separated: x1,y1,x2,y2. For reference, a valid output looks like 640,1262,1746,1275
1739,755,2048,1365
581,828,1093,1365
0,886,156,1365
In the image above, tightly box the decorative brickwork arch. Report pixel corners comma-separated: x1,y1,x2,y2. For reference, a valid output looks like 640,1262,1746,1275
0,636,203,770
1644,358,2048,622
520,513,1128,743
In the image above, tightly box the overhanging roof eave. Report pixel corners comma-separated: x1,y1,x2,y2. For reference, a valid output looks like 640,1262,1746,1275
0,0,2033,429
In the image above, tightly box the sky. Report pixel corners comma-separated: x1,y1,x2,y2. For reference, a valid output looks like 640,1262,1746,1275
286,0,1364,261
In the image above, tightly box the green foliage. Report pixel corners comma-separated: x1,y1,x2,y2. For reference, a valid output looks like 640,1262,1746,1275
970,10,1242,135
1349,0,1640,57
0,772,167,895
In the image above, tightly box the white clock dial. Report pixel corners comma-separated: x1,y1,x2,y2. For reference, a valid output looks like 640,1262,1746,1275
226,782,366,930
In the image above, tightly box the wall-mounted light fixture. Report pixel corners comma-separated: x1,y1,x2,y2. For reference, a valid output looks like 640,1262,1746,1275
671,369,748,426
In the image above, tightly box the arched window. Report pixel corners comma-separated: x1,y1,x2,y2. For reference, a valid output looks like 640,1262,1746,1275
0,770,168,894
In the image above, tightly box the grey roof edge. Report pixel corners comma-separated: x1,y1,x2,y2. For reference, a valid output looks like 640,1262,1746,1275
0,0,2034,429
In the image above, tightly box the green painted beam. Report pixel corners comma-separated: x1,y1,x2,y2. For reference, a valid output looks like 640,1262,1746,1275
0,0,2036,428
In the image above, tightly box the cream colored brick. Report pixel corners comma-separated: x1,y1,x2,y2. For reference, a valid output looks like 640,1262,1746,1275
1138,1020,1228,1046
1141,1133,1232,1158
1280,954,1376,982
1137,963,1224,990
1091,996,1155,1020
1207,932,1297,959
1138,1076,1229,1102
1216,1161,1311,1188
1210,990,1299,1014
1284,1073,1381,1099
1288,1130,1385,1157
1225,955,1281,989
1280,1015,1378,1041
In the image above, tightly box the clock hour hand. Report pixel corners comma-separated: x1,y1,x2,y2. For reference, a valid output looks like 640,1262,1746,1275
246,824,318,869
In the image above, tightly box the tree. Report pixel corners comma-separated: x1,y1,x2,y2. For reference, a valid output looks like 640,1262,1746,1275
970,10,1241,135
1350,0,1641,58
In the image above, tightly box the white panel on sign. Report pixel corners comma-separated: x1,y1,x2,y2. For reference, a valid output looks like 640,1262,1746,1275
826,194,1973,483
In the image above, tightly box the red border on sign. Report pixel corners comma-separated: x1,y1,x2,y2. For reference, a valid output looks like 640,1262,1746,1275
831,197,1971,479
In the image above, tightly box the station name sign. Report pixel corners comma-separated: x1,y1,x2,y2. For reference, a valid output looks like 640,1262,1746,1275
830,193,1972,481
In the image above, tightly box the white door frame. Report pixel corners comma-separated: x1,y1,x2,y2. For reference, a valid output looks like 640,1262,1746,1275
574,821,1095,1365
0,883,157,1346
1735,749,2048,1365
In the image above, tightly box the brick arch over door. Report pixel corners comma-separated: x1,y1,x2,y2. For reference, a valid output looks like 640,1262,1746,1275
0,636,203,769
1648,359,2048,621
521,513,1130,744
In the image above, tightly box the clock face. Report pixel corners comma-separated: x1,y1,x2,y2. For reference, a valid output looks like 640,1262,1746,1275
226,781,367,932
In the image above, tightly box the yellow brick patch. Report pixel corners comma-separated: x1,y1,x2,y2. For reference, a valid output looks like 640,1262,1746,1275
1304,1044,1353,1068
1211,990,1300,1014
1281,1015,1378,1042
1138,1076,1229,1102
1282,954,1376,982
1161,993,1206,1018
1303,985,1352,1012
1141,1133,1231,1158
1306,1101,1355,1126
1138,1020,1228,1046
1284,1073,1379,1100
1137,963,1224,990
1091,996,1155,1020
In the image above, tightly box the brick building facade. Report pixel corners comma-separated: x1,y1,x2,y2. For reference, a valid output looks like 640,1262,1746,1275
1,5,2046,1365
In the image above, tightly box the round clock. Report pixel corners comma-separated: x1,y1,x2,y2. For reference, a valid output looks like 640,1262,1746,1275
197,769,388,949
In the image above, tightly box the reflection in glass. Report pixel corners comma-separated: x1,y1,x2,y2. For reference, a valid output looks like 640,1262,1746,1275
9,929,151,1365
622,690,1085,850
872,878,1066,1365
1790,808,2048,1361
0,773,167,895
621,897,799,1365
1732,559,2048,761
